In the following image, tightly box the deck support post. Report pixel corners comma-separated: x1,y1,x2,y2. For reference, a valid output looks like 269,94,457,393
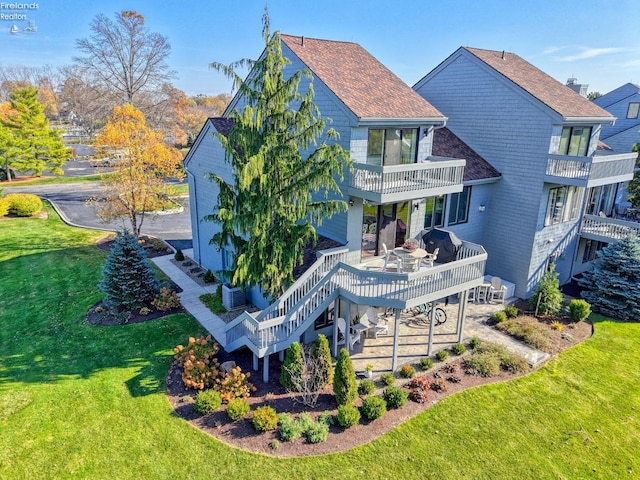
279,350,285,362
391,308,400,371
263,354,270,383
427,300,436,356
457,290,468,344
344,301,351,353
253,353,258,371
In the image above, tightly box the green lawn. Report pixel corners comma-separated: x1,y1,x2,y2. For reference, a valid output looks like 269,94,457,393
3,173,111,186
0,209,638,479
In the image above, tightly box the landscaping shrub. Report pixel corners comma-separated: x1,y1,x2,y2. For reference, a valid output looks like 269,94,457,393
529,264,563,315
4,193,42,216
358,379,375,396
409,388,429,403
435,350,449,362
399,364,416,378
304,420,329,444
504,305,519,318
0,195,9,216
333,348,358,406
407,376,430,391
173,335,220,390
568,299,591,322
419,357,434,370
361,396,386,420
451,343,466,355
226,398,250,421
380,372,395,386
313,334,333,387
214,366,255,402
430,379,448,392
337,404,361,428
269,439,280,450
280,342,304,392
174,248,184,261
495,315,551,351
492,311,507,323
500,353,529,374
469,337,482,350
463,352,501,377
252,406,278,432
278,413,303,441
203,269,216,283
151,287,181,311
318,411,334,426
194,389,222,415
149,237,168,251
99,230,159,312
550,320,564,331
383,386,408,409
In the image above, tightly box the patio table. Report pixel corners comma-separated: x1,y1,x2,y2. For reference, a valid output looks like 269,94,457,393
393,247,428,259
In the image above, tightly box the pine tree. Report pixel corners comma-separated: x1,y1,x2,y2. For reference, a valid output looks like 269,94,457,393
333,348,357,406
579,236,640,320
0,86,70,178
529,264,563,316
205,10,350,298
99,230,160,312
313,334,333,388
279,342,304,392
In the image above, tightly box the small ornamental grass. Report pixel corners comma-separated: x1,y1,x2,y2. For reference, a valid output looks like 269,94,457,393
435,350,449,362
399,364,416,378
492,311,507,324
361,396,387,420
464,341,529,376
226,398,250,421
194,389,222,415
451,343,466,355
358,379,375,396
495,315,552,351
504,305,519,318
252,406,278,432
469,337,482,350
380,372,395,386
419,357,434,370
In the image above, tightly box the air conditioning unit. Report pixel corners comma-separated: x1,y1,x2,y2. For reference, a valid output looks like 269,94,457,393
222,284,246,310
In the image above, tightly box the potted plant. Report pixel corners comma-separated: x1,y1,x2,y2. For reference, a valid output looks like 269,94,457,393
365,364,374,378
402,238,418,252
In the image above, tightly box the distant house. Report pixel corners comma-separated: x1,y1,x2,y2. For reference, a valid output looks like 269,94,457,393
593,83,640,153
413,47,637,296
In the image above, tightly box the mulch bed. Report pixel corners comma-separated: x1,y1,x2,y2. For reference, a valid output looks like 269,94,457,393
166,315,593,458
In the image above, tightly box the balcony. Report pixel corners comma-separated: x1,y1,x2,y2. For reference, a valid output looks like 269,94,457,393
580,214,640,243
348,157,465,203
545,153,635,188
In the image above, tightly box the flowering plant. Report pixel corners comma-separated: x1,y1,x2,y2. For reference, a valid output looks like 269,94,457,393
402,238,419,252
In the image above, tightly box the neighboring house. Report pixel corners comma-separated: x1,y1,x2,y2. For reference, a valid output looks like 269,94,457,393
413,47,638,297
184,35,490,380
594,83,640,153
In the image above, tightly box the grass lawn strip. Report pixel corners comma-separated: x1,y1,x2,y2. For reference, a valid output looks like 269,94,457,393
0,207,638,479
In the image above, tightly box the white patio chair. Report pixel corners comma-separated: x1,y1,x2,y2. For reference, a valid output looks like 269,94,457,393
381,243,401,272
489,276,507,304
422,247,439,268
336,317,361,349
360,307,389,338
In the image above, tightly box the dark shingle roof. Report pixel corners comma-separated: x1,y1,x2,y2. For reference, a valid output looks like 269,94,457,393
464,47,613,119
210,117,234,137
432,127,501,182
280,34,444,121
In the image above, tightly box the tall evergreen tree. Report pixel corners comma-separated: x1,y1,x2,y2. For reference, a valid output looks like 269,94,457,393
333,348,357,406
205,10,350,298
529,264,563,316
99,230,159,312
0,86,70,178
313,334,333,388
579,236,640,320
279,341,304,392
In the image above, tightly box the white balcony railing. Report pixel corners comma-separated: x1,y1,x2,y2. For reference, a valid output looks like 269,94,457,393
224,241,486,356
581,214,640,241
349,157,465,202
546,153,635,187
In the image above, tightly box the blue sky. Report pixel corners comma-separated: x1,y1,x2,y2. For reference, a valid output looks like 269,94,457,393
1,0,638,97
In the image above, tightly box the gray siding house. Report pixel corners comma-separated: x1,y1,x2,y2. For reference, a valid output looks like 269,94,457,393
413,47,637,297
594,83,640,153
184,35,491,380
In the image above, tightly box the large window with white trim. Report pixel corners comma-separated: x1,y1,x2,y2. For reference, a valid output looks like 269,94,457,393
367,128,418,166
448,186,471,225
424,195,446,229
627,103,640,119
559,126,591,156
545,185,583,226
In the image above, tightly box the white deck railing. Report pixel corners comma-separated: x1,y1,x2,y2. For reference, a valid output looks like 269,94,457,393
225,241,487,356
350,158,465,196
546,153,635,185
581,214,640,241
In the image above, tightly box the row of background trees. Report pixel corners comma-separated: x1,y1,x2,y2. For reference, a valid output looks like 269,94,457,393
0,10,230,147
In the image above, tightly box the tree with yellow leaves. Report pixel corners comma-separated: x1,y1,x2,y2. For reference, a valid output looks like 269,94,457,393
93,104,184,236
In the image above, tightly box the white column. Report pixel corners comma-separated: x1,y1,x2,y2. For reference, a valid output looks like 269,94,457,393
391,309,400,371
427,300,436,356
253,353,258,371
458,290,468,343
263,354,270,383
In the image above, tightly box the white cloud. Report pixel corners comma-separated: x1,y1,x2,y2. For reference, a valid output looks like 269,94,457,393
557,47,625,62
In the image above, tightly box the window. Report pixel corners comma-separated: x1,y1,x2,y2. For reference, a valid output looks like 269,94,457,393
545,186,583,226
627,103,640,119
424,195,445,229
314,301,335,330
559,126,591,156
582,239,607,263
367,128,418,166
448,186,471,225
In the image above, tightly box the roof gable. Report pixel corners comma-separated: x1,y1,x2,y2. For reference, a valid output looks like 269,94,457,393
280,34,444,121
594,82,640,109
463,47,613,120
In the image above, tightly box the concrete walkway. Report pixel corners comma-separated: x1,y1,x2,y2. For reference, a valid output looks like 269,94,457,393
153,251,550,370
152,250,229,347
